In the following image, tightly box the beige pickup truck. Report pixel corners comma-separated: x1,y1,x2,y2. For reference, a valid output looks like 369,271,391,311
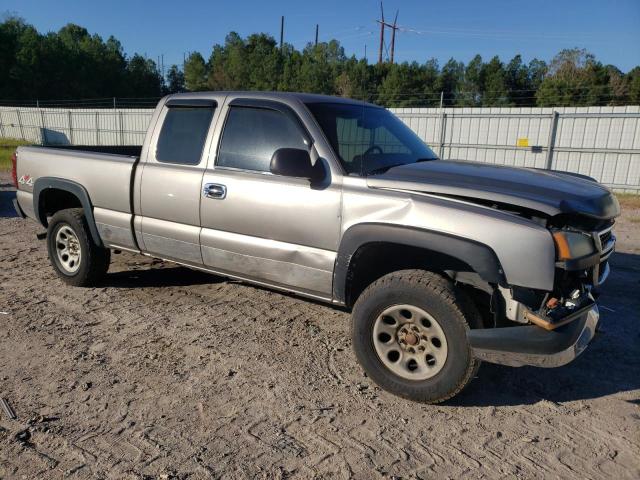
11,92,619,402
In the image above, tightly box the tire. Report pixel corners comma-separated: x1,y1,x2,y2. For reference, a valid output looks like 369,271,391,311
351,269,481,403
46,208,110,287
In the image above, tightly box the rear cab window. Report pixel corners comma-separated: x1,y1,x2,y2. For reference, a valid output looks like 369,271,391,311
156,105,215,165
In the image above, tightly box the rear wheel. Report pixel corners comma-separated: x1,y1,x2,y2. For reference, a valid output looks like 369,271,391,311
351,269,481,403
47,208,110,287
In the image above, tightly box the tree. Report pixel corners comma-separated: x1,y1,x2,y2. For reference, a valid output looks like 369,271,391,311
528,59,547,92
377,61,428,107
438,58,464,106
166,65,185,93
0,17,637,107
296,40,345,94
605,65,627,105
458,55,483,106
627,67,640,104
536,48,611,106
336,57,373,101
245,33,281,91
481,56,510,106
422,59,440,105
125,54,162,97
184,52,207,91
505,55,535,106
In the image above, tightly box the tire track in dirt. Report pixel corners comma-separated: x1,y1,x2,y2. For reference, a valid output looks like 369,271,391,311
1,197,639,478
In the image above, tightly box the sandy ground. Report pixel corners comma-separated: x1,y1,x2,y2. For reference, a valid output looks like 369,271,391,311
0,171,639,479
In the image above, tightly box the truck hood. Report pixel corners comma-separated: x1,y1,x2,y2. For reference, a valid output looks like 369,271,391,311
366,160,620,219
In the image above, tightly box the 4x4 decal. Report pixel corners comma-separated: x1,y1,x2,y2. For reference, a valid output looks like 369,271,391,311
18,175,34,186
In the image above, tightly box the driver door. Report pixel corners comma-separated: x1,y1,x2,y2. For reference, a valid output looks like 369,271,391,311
199,97,342,299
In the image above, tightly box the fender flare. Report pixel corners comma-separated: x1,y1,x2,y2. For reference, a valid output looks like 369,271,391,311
33,177,103,247
333,223,505,305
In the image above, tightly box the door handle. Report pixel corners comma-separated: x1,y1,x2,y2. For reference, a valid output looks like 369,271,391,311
203,183,227,199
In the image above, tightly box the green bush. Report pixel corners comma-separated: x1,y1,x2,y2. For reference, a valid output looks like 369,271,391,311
0,138,30,170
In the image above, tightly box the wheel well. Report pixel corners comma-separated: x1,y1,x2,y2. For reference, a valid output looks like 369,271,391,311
345,242,492,309
38,188,82,226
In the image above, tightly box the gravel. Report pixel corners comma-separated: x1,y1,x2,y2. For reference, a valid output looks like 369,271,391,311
1,172,639,479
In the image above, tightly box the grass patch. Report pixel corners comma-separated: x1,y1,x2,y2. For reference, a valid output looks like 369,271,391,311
0,138,31,170
616,193,640,210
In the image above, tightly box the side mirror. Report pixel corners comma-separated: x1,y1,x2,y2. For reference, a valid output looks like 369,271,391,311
270,148,320,181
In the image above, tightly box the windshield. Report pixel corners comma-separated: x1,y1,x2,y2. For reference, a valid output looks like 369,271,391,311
305,102,438,176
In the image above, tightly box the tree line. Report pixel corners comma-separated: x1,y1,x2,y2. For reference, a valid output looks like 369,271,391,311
2,16,639,107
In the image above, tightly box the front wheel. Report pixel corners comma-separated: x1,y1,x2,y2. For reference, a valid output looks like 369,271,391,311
46,208,110,287
351,270,481,403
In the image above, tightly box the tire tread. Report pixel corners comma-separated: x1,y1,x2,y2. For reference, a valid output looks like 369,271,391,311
47,208,110,287
352,269,481,403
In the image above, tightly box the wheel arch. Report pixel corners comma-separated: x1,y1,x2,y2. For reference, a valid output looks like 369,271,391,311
33,177,103,247
333,223,505,307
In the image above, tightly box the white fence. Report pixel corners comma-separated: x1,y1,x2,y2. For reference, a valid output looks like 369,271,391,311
2,105,639,192
391,106,640,193
0,106,153,146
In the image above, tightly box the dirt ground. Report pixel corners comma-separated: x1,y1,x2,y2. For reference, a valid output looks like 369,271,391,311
0,171,639,479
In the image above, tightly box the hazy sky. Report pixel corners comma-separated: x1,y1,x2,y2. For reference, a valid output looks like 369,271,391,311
3,0,640,72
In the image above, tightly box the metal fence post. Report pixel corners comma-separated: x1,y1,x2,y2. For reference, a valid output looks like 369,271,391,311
0,110,6,138
119,111,124,145
39,108,47,145
438,112,447,159
545,110,559,170
68,110,74,144
16,109,25,140
95,111,100,145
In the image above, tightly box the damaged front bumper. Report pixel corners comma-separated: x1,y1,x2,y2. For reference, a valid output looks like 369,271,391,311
469,303,599,368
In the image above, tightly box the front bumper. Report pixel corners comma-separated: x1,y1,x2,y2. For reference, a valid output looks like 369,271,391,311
469,303,599,367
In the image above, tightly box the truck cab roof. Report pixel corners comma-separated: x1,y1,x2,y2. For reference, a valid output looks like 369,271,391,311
164,91,382,108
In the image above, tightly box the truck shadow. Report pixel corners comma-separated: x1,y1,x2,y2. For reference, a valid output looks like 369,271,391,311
102,266,223,288
3,187,636,406
452,251,640,407
0,190,17,217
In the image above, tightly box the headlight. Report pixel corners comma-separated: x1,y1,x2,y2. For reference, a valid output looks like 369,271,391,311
552,230,596,260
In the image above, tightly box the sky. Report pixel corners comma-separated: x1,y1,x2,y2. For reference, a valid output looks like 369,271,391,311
2,0,640,72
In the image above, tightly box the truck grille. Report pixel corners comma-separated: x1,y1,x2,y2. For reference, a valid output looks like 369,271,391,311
599,229,612,246
592,223,615,286
595,224,615,262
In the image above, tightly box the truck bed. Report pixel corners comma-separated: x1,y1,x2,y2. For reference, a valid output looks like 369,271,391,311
15,145,139,217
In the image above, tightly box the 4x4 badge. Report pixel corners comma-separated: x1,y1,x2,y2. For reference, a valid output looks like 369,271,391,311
18,175,34,186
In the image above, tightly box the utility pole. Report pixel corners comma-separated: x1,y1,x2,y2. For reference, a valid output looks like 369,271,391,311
280,16,284,51
377,2,385,64
378,3,400,64
389,10,399,64
315,24,319,46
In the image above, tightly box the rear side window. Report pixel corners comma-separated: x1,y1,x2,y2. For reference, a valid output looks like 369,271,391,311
156,107,215,165
217,106,308,172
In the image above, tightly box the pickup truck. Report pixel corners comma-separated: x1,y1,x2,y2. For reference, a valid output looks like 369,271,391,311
12,92,619,403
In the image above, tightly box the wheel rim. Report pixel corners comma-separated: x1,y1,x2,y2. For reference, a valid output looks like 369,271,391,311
372,304,448,380
55,224,82,274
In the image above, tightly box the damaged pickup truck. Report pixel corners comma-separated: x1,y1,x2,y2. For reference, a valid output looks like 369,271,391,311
12,92,619,403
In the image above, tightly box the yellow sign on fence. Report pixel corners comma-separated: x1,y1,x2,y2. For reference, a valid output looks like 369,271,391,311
517,138,529,147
